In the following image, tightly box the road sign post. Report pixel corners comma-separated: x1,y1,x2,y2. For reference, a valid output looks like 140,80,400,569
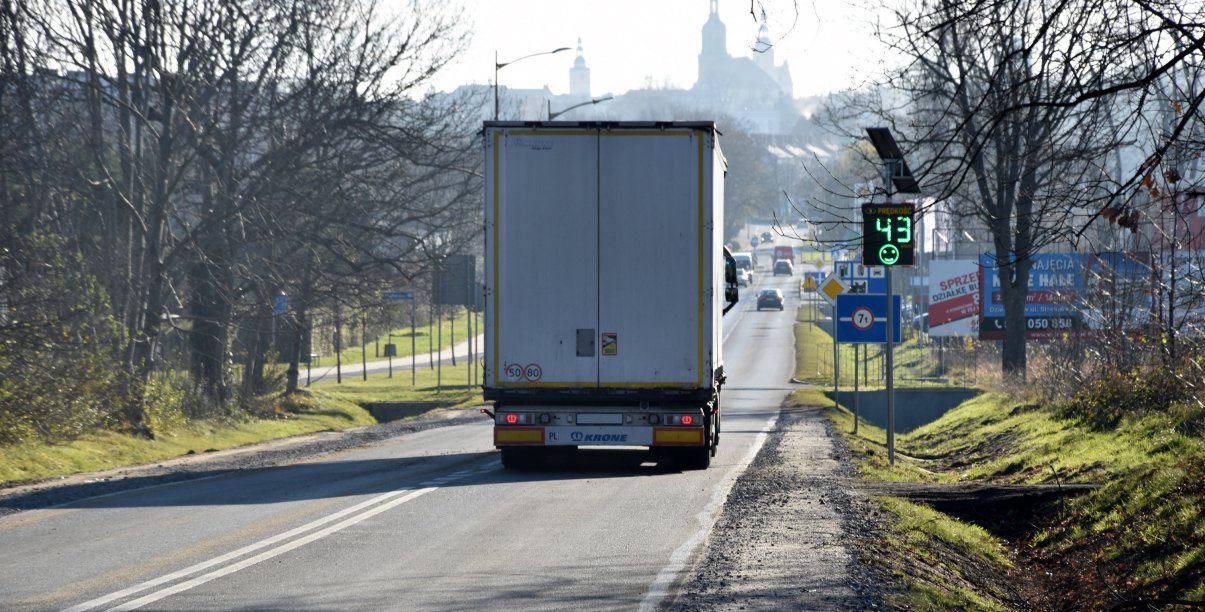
853,343,859,435
886,268,893,462
383,290,417,385
859,204,909,457
836,292,902,429
820,274,847,411
866,126,921,466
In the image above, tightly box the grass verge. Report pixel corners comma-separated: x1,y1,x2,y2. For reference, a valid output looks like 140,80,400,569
0,363,484,487
794,308,958,388
329,309,481,367
794,318,1205,609
307,362,484,410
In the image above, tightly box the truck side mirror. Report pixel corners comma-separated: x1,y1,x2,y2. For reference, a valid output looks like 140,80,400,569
722,246,739,314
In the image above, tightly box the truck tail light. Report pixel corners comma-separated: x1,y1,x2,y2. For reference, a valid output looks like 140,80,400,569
505,413,519,424
680,415,695,426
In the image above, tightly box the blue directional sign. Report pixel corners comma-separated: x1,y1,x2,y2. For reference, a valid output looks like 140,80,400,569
383,290,414,301
272,293,287,316
835,260,886,294
835,294,902,344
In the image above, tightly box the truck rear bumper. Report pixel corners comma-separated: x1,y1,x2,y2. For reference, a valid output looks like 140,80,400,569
494,425,704,447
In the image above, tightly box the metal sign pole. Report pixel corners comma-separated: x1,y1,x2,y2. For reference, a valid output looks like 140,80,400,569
833,332,840,411
411,298,417,386
853,343,860,435
441,302,445,392
887,266,895,466
865,127,919,468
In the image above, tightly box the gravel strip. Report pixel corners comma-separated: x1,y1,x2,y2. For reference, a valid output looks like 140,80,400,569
665,403,892,610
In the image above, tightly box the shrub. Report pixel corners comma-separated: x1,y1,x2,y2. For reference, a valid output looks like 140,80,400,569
1059,363,1202,430
0,243,125,444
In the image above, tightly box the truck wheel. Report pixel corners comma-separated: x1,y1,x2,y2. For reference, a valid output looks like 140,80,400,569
678,409,716,470
712,407,721,454
500,448,542,470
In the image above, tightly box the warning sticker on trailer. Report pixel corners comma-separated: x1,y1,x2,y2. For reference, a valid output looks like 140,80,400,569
601,333,618,356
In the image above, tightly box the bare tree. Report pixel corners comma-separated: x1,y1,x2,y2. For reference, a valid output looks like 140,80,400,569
829,0,1156,379
2,0,475,435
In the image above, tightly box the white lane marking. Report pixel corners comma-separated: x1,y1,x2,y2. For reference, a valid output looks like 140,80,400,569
637,412,779,612
63,463,493,612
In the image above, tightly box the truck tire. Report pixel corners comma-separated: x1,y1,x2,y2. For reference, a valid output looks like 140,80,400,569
677,408,716,470
712,405,721,454
500,448,543,470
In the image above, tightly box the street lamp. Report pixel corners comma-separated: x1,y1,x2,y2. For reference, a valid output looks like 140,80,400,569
547,95,613,120
494,47,571,120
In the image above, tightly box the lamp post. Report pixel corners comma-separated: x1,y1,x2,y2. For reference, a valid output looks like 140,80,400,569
494,47,570,120
547,95,613,120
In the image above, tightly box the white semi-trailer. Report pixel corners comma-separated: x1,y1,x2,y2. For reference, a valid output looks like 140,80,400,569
482,122,737,470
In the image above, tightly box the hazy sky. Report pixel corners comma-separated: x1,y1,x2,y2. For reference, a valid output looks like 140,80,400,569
426,0,883,98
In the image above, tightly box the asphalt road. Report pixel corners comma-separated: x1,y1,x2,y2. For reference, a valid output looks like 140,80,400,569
0,271,802,611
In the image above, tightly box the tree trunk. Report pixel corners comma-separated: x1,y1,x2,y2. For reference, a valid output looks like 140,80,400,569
286,308,306,394
188,261,231,407
998,259,1031,380
242,301,272,399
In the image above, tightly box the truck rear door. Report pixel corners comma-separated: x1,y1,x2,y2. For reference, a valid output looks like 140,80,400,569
489,129,599,387
597,130,705,388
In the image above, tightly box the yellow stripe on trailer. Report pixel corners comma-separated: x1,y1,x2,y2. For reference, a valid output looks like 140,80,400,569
653,428,704,446
494,427,544,445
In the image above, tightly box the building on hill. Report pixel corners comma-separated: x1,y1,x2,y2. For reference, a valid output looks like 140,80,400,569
488,1,800,132
687,0,797,134
569,38,590,99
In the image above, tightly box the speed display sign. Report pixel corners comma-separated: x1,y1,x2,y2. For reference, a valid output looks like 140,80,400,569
862,202,915,266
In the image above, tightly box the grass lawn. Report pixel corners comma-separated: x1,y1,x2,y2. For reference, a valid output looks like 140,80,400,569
0,363,484,487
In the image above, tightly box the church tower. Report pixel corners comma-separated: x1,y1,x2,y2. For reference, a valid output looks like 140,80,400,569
753,22,774,72
569,38,591,98
698,0,727,86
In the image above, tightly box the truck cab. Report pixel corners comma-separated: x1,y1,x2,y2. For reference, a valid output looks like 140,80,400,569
773,245,794,264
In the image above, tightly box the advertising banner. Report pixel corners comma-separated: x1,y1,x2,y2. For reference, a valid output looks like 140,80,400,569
978,252,1156,339
928,260,979,337
979,253,1085,340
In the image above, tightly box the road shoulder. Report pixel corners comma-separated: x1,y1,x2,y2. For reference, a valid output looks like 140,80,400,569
665,402,891,610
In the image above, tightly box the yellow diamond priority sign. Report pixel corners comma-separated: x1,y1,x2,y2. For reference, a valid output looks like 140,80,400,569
819,275,847,304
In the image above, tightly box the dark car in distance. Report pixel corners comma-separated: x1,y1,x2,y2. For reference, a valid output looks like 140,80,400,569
756,288,784,311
